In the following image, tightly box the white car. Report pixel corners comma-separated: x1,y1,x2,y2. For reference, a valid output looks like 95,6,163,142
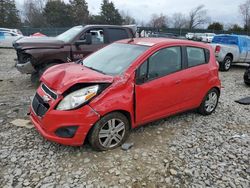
0,30,23,48
185,33,194,40
0,28,23,35
202,33,216,43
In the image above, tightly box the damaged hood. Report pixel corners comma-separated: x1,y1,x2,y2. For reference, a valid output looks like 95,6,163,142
41,63,114,94
13,36,64,50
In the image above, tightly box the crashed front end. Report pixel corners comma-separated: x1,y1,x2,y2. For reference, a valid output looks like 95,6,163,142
13,41,35,74
30,83,101,146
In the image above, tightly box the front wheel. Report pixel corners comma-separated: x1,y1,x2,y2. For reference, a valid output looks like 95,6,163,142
198,88,219,115
219,56,232,71
88,112,130,151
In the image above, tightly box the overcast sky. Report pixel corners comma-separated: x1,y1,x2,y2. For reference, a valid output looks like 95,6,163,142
16,0,244,26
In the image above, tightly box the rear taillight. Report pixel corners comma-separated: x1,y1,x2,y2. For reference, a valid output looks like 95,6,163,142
215,45,221,53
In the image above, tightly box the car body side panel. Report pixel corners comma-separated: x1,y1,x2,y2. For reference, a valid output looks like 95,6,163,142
89,74,135,128
211,43,240,62
24,46,71,66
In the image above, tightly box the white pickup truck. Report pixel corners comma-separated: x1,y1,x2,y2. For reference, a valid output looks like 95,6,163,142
210,35,250,71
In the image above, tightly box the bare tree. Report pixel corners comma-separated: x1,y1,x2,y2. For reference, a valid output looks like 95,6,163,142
188,5,210,29
148,13,169,28
120,10,136,25
239,0,250,30
171,13,187,29
23,0,47,27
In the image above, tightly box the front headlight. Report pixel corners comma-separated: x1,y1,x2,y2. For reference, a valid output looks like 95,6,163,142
56,85,99,110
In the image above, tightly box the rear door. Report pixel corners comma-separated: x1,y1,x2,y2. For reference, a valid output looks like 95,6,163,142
179,46,210,106
71,28,107,61
135,46,186,124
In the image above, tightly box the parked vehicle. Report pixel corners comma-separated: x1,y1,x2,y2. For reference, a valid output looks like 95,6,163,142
13,25,135,82
0,28,23,35
0,30,23,48
211,34,250,71
193,33,204,41
201,33,216,43
244,66,250,85
149,32,178,39
30,38,221,150
186,33,194,40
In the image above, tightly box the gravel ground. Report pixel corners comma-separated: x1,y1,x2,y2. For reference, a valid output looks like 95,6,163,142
0,48,249,188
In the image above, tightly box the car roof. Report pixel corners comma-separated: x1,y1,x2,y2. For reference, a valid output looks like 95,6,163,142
117,37,210,49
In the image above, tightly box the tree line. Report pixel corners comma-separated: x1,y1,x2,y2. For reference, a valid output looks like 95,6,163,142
0,0,247,32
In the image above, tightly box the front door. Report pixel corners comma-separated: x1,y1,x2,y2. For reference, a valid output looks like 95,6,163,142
71,28,106,61
135,46,185,124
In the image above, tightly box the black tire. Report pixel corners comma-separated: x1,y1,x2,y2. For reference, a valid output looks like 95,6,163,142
219,56,232,71
30,72,39,84
30,63,58,84
88,112,130,151
244,81,250,86
198,88,219,116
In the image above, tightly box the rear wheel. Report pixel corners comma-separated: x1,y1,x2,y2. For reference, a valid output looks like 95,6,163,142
219,56,232,71
88,112,130,151
198,88,219,115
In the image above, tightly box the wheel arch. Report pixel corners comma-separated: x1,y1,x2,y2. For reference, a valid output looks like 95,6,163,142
226,53,233,61
85,109,133,145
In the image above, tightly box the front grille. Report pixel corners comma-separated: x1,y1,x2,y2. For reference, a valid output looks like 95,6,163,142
41,84,57,100
32,93,50,117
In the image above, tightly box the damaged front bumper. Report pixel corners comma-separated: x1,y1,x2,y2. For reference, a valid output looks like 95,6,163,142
15,60,36,74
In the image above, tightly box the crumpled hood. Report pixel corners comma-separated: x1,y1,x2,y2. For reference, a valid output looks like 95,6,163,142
40,63,114,94
13,36,64,50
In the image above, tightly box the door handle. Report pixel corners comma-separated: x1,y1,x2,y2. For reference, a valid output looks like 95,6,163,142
175,80,181,84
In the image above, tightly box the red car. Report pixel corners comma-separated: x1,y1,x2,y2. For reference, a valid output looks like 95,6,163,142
30,38,221,151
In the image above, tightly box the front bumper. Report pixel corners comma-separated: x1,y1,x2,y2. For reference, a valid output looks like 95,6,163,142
15,60,36,74
30,85,100,146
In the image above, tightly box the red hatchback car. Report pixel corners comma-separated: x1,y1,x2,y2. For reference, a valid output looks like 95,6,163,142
30,38,221,151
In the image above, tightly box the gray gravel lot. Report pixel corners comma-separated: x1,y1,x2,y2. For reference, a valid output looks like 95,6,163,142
0,49,250,187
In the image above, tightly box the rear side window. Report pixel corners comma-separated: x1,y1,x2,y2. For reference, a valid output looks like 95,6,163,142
187,47,206,67
107,28,128,42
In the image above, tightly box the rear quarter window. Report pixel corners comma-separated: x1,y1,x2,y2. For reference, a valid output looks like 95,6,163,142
107,28,129,43
187,47,208,67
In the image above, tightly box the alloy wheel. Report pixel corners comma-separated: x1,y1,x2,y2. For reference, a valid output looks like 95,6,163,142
205,91,218,113
98,118,125,148
225,59,231,70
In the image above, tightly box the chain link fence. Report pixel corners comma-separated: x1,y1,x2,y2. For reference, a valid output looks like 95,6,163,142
19,27,249,37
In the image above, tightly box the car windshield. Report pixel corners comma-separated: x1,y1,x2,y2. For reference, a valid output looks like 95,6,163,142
56,26,83,42
82,43,149,76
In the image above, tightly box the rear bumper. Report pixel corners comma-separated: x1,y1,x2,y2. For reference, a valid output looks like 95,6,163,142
15,60,35,74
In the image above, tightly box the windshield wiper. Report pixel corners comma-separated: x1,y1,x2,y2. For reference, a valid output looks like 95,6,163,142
85,66,106,75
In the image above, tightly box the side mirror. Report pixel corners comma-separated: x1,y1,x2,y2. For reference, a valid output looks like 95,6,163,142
75,33,92,46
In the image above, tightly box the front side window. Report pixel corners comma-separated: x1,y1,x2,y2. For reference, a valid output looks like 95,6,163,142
136,47,182,84
148,47,182,80
80,29,104,44
82,43,149,76
187,47,206,67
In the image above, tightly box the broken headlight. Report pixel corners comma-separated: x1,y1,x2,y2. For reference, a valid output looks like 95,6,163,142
56,85,99,110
